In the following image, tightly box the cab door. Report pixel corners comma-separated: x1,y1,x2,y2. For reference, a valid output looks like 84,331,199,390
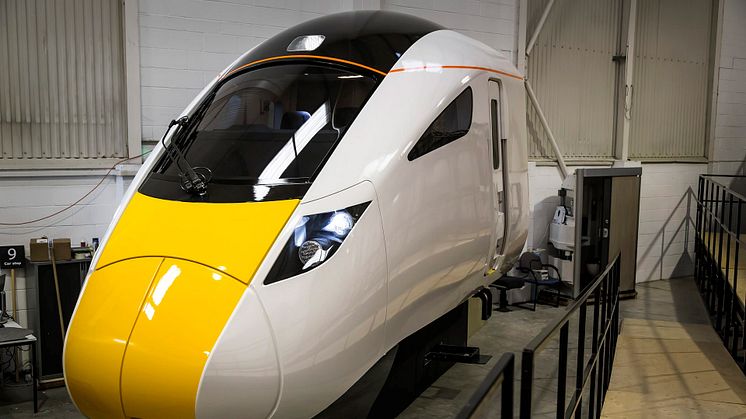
487,80,507,271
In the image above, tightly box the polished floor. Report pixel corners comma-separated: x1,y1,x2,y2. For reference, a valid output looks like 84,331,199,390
602,278,746,418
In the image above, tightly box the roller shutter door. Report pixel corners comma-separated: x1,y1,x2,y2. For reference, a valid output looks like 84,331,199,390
0,0,127,165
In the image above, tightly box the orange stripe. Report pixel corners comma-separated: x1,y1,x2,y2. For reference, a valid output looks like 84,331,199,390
222,54,389,78
389,65,524,80
222,55,524,81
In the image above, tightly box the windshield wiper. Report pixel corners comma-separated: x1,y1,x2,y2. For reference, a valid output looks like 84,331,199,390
160,116,209,196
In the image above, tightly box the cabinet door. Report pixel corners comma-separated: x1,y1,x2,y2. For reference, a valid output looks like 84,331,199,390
38,263,83,377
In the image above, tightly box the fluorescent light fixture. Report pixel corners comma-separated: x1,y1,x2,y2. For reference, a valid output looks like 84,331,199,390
287,35,325,52
338,75,363,79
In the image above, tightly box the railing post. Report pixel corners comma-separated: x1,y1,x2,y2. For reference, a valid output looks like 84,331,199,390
588,285,601,419
503,355,514,419
600,280,609,398
612,269,620,366
735,199,744,367
557,323,569,419
695,176,704,288
725,193,735,353
520,350,534,419
706,180,715,311
574,302,587,419
604,271,613,391
716,188,727,334
704,179,711,299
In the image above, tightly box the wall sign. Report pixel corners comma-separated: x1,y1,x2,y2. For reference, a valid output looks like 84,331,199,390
0,245,25,268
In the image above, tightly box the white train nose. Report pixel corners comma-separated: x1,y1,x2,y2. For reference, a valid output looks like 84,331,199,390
196,286,281,419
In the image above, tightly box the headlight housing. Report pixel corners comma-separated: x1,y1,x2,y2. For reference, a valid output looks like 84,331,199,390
263,202,370,285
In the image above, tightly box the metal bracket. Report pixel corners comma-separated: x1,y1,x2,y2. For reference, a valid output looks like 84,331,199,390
475,288,493,320
425,344,492,365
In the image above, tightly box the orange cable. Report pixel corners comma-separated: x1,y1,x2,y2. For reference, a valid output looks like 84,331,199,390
0,152,150,226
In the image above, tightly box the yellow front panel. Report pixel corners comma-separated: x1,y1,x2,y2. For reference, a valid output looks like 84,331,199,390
120,259,245,419
97,193,299,283
64,257,164,418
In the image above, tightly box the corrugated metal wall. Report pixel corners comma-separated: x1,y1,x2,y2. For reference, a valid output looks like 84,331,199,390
0,0,126,163
527,0,622,159
629,0,712,159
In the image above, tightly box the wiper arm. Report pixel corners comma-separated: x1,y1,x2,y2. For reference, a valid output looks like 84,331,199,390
160,116,209,196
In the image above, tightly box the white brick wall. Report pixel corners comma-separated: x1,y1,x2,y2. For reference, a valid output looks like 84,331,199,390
527,163,703,283
712,0,746,177
138,0,520,142
382,0,518,58
138,0,361,142
0,174,133,327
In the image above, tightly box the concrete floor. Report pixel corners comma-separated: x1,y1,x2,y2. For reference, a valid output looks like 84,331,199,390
602,278,746,417
398,294,569,419
0,385,80,418
398,286,609,419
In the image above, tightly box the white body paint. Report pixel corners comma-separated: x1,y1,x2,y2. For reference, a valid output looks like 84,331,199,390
68,28,528,419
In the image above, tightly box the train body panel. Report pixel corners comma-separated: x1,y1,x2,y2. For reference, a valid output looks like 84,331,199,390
63,10,528,419
305,29,529,350
254,181,388,418
195,286,280,419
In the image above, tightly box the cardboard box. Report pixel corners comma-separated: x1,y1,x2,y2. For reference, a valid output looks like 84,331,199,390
29,238,72,262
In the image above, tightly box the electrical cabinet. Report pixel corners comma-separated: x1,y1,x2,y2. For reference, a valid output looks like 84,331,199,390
25,258,89,384
574,168,641,298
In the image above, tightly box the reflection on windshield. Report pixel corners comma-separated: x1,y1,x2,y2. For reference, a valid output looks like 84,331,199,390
142,64,377,202
259,102,331,182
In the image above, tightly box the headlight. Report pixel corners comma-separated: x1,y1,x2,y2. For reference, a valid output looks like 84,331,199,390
264,202,370,285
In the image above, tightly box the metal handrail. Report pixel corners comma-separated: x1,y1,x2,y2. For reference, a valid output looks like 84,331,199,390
454,353,514,419
695,197,746,247
699,174,746,202
523,254,621,354
520,254,621,419
456,254,622,419
695,174,744,368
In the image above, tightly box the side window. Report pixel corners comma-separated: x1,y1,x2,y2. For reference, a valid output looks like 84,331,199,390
407,87,473,161
491,98,500,170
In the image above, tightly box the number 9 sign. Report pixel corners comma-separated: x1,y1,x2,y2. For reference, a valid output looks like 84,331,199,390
1,245,25,268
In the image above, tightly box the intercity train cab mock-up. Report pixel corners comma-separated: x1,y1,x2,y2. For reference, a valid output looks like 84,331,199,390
63,10,529,419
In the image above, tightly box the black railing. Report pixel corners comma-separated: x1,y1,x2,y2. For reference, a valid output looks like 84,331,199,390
695,175,745,369
454,353,514,419
520,253,621,419
457,254,622,419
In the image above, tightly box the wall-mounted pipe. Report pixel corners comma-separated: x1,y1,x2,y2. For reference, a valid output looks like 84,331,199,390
526,0,556,57
525,80,569,179
524,0,567,179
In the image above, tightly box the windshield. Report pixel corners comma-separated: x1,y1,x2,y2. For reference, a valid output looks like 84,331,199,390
140,64,377,202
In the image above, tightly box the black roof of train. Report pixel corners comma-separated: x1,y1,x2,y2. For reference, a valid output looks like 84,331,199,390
222,10,444,78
